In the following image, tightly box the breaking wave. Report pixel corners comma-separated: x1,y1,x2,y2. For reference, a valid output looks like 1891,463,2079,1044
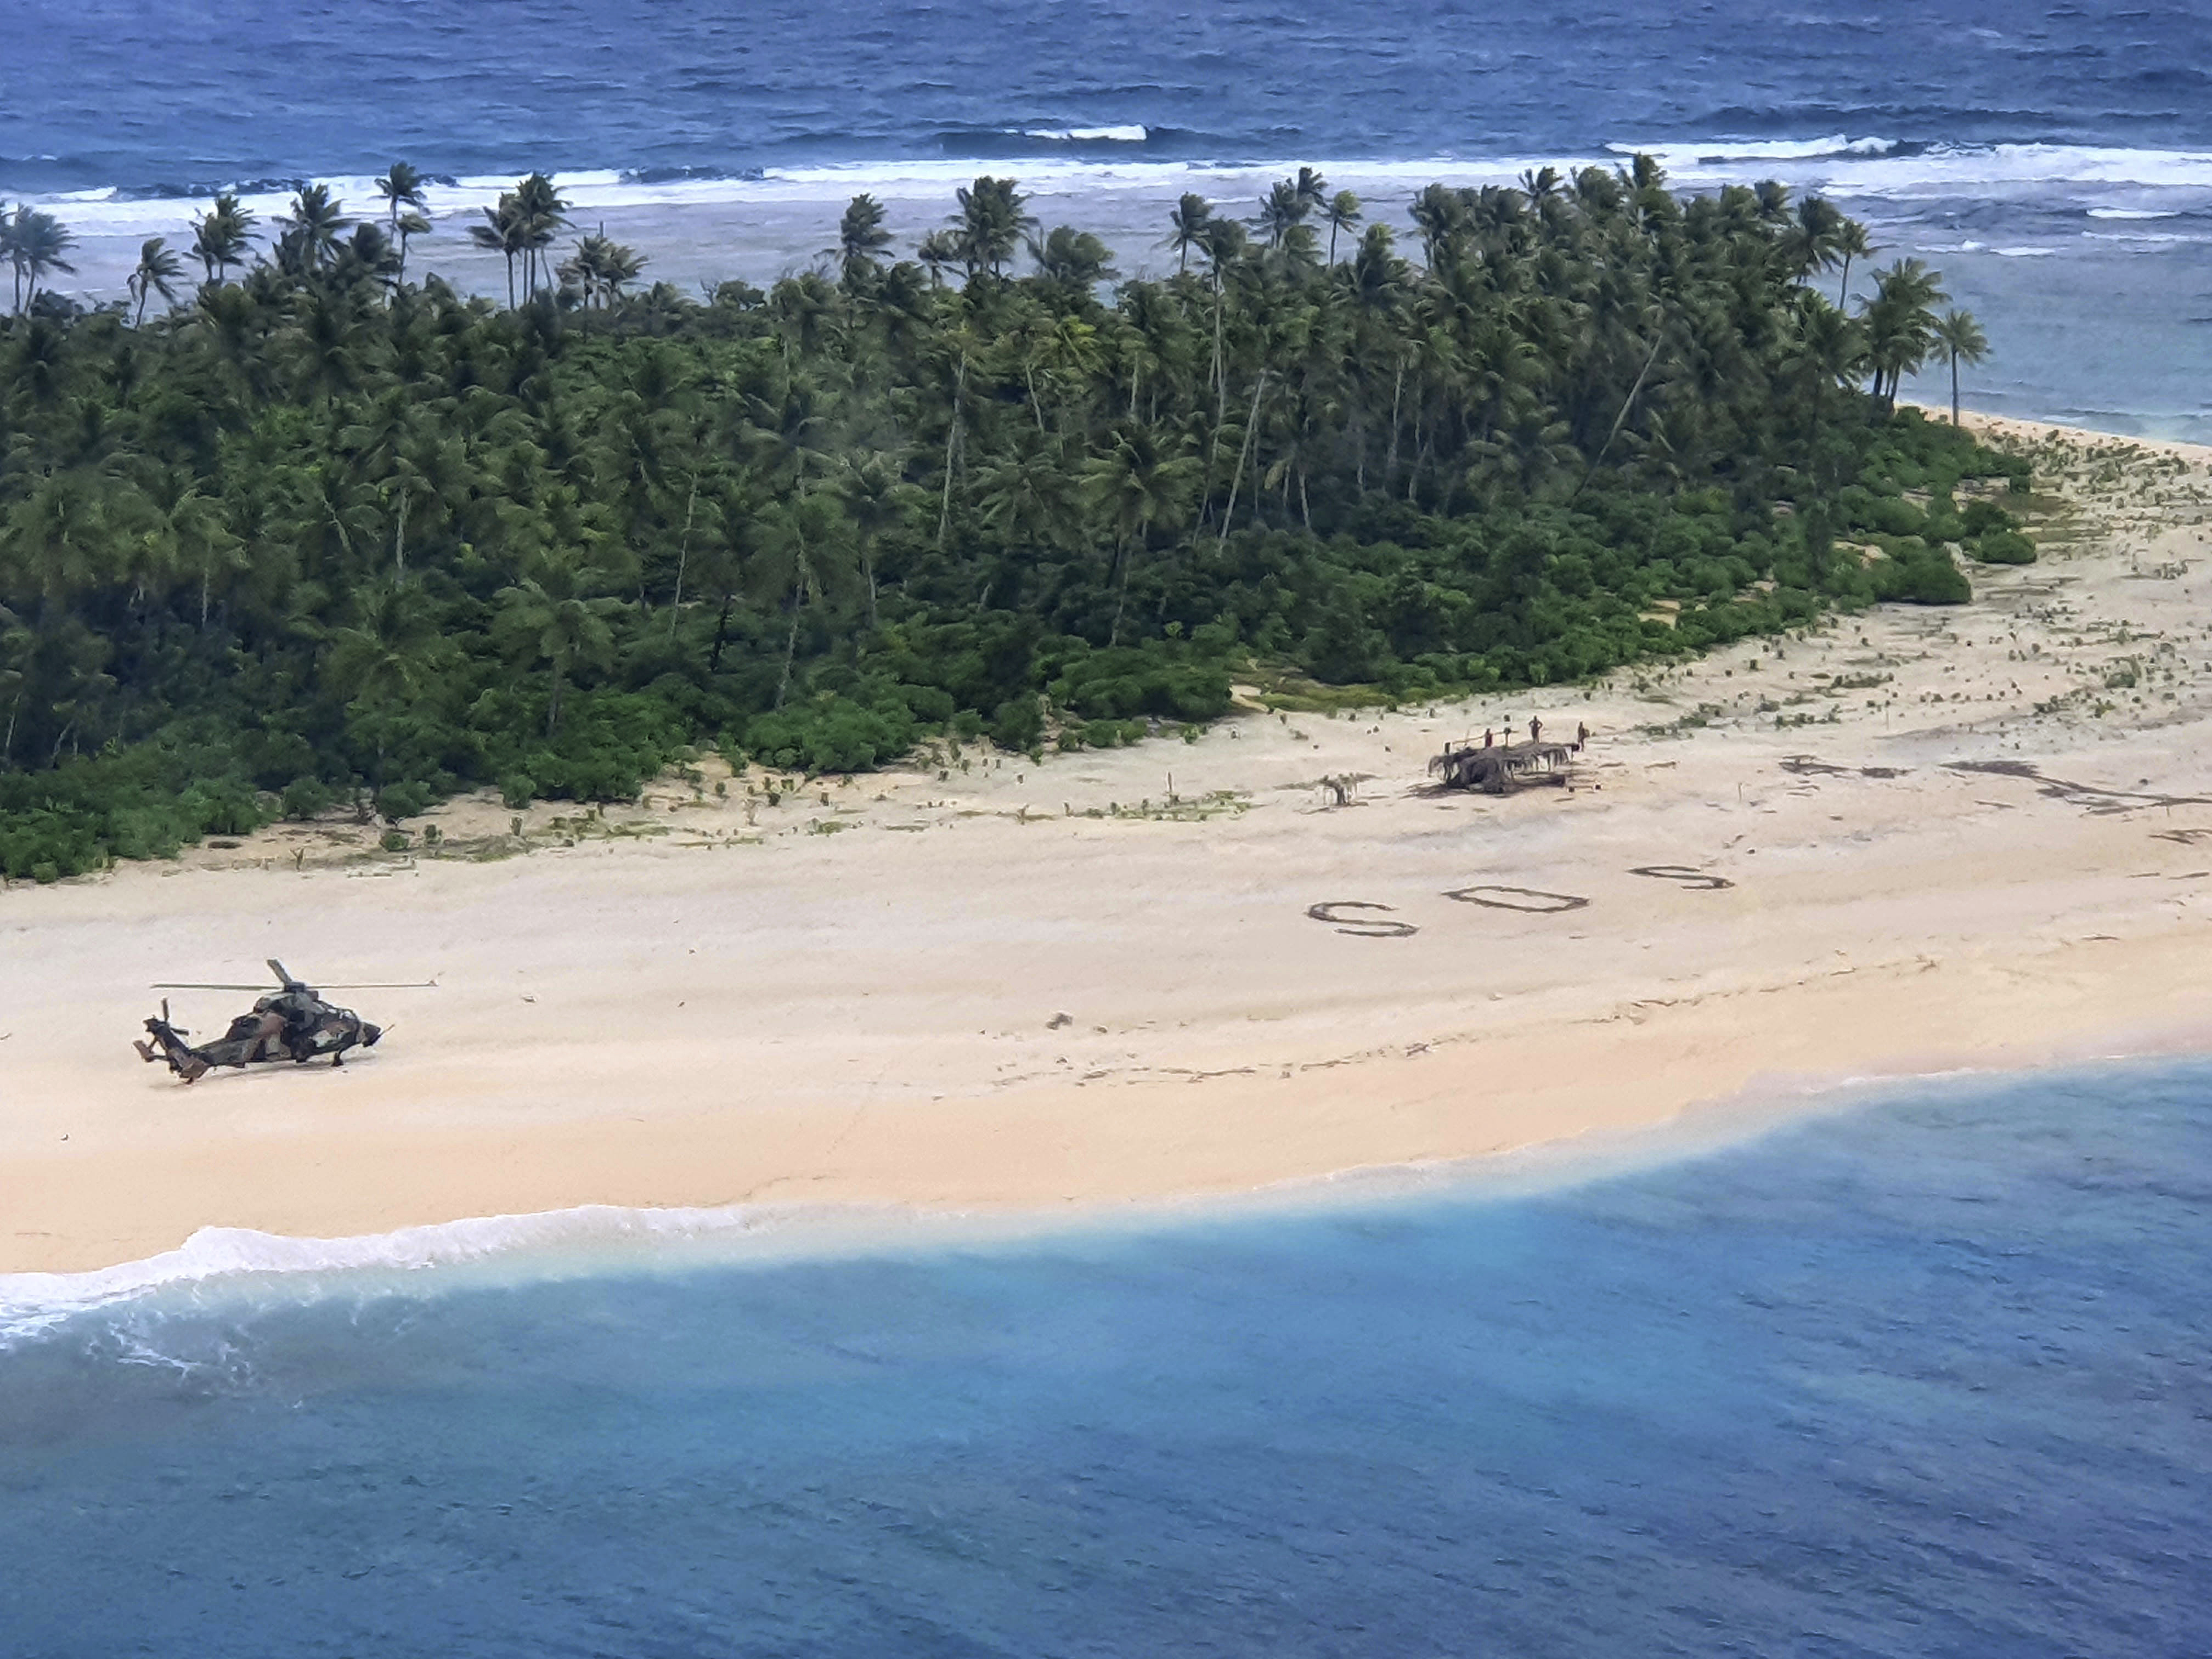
16,140,2212,240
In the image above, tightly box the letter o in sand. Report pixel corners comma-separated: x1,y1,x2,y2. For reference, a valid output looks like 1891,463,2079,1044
1442,884,1590,913
1306,901,1419,938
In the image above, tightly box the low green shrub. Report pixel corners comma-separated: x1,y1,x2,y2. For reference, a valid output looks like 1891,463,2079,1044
1879,551,1972,605
743,693,917,772
1960,499,2015,537
377,780,435,821
1970,529,2037,565
281,777,334,820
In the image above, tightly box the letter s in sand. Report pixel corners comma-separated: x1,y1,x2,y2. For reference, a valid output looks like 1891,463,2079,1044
1306,901,1419,938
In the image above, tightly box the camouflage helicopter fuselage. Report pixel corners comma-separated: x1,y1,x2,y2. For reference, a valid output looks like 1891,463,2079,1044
136,961,384,1084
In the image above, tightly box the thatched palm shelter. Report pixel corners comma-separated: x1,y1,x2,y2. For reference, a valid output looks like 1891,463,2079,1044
1429,739,1577,794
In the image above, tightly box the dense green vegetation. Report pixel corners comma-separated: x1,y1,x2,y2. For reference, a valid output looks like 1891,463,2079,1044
0,160,2028,881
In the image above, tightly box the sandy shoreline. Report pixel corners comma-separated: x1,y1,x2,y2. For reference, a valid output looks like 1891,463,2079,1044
7,413,2212,1274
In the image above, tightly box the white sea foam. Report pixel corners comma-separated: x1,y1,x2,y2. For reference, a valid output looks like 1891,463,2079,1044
1023,125,1149,143
0,1204,774,1346
1607,133,1900,163
20,142,2212,252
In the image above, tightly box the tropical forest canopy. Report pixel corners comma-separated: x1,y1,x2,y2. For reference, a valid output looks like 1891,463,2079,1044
0,159,2023,881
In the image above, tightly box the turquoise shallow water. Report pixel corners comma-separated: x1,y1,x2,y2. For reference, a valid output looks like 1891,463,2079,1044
3,1063,2208,1656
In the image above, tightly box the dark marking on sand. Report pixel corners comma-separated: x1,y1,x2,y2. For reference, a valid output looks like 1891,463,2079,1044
1948,759,2212,812
1629,865,1735,890
1781,755,1910,781
1443,885,1591,914
2152,828,2212,845
1306,901,1419,938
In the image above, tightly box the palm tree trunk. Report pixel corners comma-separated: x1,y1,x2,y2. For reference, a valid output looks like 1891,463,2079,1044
1212,290,1227,424
393,485,410,579
1217,371,1268,547
708,592,733,673
776,603,802,708
669,475,698,639
1572,326,1667,499
1386,363,1404,487
1950,352,1961,425
1109,534,1132,647
1024,363,1047,435
938,357,967,549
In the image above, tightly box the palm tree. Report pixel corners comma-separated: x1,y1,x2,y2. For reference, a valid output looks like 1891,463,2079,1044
833,450,919,629
190,194,257,283
393,210,430,282
336,223,403,292
512,172,571,296
1255,178,1306,247
1932,308,1989,426
1863,258,1946,404
1081,422,1200,643
1782,291,1867,477
326,579,453,794
2,205,76,313
1791,194,1844,284
751,490,857,707
276,184,354,273
596,235,645,304
837,193,894,282
558,229,646,308
1028,226,1115,295
127,237,186,324
975,436,1077,552
470,194,528,307
952,176,1033,278
1322,189,1362,264
493,546,622,734
1164,194,1214,276
1408,183,1469,268
1832,219,1872,307
916,228,962,287
375,163,427,234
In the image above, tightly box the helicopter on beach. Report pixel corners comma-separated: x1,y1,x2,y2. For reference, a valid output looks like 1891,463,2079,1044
134,958,430,1084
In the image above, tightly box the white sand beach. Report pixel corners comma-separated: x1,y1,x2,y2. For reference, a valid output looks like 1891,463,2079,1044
5,414,2211,1273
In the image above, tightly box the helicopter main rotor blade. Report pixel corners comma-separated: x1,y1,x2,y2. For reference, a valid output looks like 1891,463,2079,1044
151,979,438,991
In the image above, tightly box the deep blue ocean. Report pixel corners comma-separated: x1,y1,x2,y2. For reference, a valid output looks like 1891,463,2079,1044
3,1065,2209,1656
7,0,2212,191
5,0,2211,436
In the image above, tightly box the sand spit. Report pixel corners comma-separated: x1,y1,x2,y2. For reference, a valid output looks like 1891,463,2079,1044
5,414,2211,1273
